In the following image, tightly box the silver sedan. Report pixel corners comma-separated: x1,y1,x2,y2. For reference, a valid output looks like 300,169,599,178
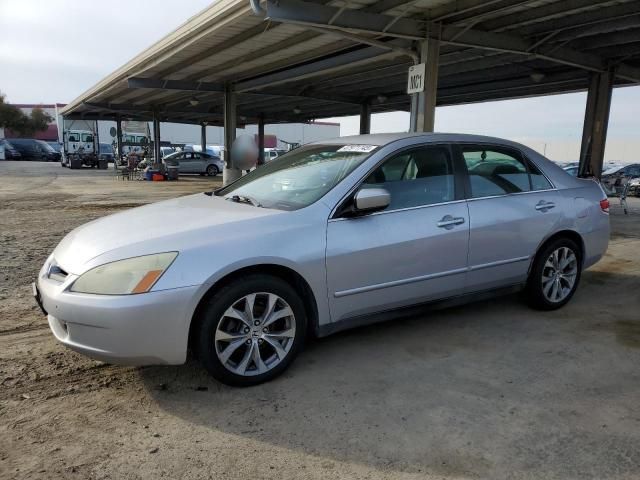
35,133,609,386
164,151,223,176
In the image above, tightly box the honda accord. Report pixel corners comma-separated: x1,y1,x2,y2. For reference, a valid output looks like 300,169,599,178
34,133,610,386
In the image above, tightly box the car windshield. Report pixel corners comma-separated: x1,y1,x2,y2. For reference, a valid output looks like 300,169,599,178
602,165,624,175
81,133,93,142
215,144,376,211
37,141,55,152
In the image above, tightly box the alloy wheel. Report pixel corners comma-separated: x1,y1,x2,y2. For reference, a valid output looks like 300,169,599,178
214,292,296,376
541,247,578,303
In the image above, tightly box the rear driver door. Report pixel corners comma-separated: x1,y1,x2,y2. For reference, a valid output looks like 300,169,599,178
459,144,561,292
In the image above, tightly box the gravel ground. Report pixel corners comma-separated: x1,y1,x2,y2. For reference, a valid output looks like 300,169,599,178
1,161,639,480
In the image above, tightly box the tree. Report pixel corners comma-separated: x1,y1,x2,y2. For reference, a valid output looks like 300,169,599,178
0,92,52,136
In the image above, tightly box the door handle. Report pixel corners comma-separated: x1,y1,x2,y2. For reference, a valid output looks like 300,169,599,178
535,201,556,211
437,215,465,229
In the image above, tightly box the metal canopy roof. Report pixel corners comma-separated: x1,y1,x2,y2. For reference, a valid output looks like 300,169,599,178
61,0,640,125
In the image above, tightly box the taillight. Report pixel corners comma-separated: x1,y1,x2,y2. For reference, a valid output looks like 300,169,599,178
600,199,610,213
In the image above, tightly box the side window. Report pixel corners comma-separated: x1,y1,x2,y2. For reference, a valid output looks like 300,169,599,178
462,147,530,198
528,159,552,190
625,165,640,176
364,146,455,210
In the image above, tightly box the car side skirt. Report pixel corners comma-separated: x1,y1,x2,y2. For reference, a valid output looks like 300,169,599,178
317,284,524,337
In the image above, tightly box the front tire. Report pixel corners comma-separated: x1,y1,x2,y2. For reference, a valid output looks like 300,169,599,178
206,164,218,176
526,237,581,310
195,274,307,386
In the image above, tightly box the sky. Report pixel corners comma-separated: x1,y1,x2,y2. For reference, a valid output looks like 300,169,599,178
1,0,638,163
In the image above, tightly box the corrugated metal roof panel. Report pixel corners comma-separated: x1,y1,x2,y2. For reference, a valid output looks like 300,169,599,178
61,0,640,124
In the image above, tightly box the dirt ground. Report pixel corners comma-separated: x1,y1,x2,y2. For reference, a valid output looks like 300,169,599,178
1,161,639,480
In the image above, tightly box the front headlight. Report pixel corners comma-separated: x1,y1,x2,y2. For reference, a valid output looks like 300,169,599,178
70,252,178,295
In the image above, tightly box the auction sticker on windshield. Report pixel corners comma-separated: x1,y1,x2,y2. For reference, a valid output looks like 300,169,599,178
337,145,377,153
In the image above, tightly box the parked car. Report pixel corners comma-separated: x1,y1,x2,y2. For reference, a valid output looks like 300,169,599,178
626,177,640,197
160,146,175,159
0,139,23,160
600,163,640,196
9,138,59,161
185,144,224,160
46,141,63,153
36,140,61,162
163,151,223,176
263,148,279,162
563,165,579,176
99,143,115,163
34,133,609,386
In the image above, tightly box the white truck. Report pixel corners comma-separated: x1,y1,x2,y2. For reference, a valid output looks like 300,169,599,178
61,120,106,169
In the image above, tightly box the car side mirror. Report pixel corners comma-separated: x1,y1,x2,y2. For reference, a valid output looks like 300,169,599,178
353,187,390,214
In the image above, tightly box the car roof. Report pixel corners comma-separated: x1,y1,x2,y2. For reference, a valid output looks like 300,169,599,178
310,132,539,149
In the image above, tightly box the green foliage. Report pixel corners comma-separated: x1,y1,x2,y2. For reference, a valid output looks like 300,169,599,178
0,92,53,136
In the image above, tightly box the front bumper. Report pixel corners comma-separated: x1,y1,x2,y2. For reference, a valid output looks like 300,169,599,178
35,273,199,365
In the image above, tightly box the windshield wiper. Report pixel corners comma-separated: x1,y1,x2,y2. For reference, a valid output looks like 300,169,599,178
226,194,262,207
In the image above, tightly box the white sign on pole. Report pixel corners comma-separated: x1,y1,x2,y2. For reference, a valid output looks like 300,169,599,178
407,63,425,94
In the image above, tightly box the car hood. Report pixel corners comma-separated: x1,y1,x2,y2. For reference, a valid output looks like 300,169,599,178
53,193,284,274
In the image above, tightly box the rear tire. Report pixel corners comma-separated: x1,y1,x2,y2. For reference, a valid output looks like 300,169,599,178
195,274,307,386
526,237,582,310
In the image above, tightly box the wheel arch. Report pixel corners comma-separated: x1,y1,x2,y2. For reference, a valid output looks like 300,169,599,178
187,264,319,353
528,229,585,276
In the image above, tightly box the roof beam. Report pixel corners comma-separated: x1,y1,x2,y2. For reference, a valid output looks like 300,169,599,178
83,101,224,118
440,26,640,82
571,28,640,51
127,77,225,93
178,0,416,82
440,25,602,67
127,76,362,105
482,0,615,32
265,0,425,40
236,41,408,91
521,3,640,38
261,0,640,83
432,0,536,25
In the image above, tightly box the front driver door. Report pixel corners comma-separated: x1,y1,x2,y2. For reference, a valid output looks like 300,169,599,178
326,144,469,322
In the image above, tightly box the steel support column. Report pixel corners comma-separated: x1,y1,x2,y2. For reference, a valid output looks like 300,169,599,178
116,117,123,165
223,83,239,185
257,114,265,166
201,123,207,152
578,70,614,178
410,38,439,132
152,112,161,168
359,102,371,134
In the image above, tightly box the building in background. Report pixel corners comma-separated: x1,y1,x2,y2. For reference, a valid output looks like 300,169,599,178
0,103,340,148
0,104,65,141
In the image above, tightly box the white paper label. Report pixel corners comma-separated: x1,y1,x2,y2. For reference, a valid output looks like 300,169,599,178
337,145,377,153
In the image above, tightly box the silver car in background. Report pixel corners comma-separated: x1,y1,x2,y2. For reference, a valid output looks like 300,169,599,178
35,133,609,386
164,150,223,176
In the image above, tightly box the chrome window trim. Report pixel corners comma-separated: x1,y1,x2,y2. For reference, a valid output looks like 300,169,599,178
465,188,558,203
328,198,467,223
333,255,530,297
334,266,468,298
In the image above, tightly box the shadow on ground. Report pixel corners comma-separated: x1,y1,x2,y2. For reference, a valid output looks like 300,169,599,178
139,270,640,478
